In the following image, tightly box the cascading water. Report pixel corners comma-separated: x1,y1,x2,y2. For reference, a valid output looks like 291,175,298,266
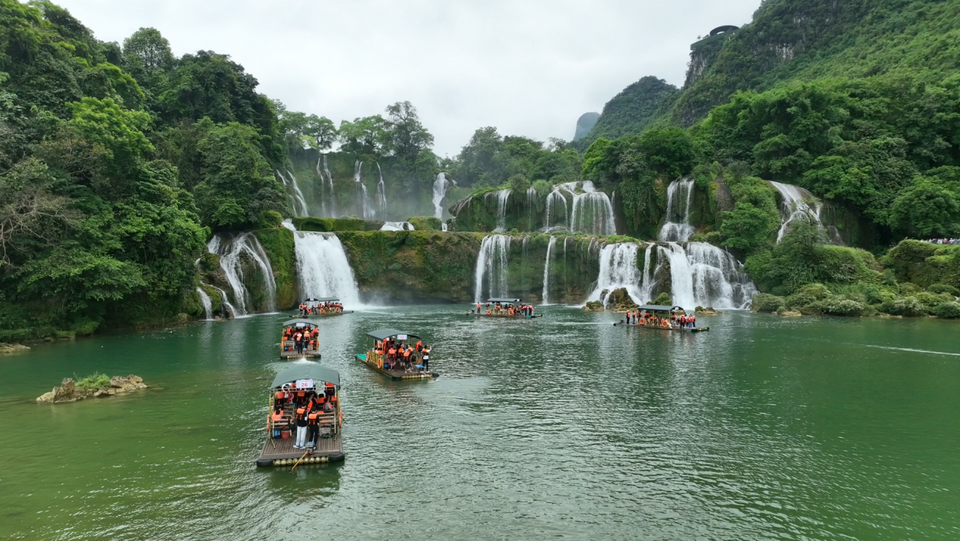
207,233,277,315
770,181,825,243
375,162,387,219
585,243,643,305
569,181,616,236
541,236,557,304
473,234,511,302
318,154,337,217
293,232,361,307
196,288,213,320
545,189,569,231
381,222,415,231
527,187,538,231
354,161,375,219
645,242,756,311
433,173,449,220
277,170,310,218
490,189,512,232
659,179,696,242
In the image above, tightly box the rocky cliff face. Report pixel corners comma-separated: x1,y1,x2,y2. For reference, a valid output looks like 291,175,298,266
573,112,600,142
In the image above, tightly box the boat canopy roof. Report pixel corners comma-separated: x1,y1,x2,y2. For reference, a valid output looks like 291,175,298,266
636,305,686,313
304,297,339,303
271,365,340,388
486,298,522,303
283,318,318,327
366,328,421,341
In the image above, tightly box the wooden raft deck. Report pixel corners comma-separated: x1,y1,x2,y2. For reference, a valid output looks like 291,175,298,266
613,323,709,333
280,342,321,359
356,354,439,380
466,312,542,319
303,311,354,318
256,434,343,467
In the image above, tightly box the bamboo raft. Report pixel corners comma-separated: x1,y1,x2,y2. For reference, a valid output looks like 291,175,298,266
613,322,710,333
280,318,321,359
466,311,542,319
257,365,344,467
304,310,354,318
356,353,440,380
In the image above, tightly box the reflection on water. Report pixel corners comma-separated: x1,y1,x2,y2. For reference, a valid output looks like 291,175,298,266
1,308,959,539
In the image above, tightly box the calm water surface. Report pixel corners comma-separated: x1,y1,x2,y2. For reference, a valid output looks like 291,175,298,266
1,307,959,540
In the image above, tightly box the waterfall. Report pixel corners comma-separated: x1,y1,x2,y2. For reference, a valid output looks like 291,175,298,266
569,181,616,235
376,162,387,219
354,161,374,219
277,170,310,218
639,244,657,302
207,233,277,315
659,179,696,242
545,189,569,231
585,243,643,305
770,181,825,243
212,285,237,318
644,242,756,311
541,236,557,304
473,234,511,302
489,189,512,232
318,154,336,218
293,232,361,306
432,173,449,220
196,287,213,320
381,221,415,231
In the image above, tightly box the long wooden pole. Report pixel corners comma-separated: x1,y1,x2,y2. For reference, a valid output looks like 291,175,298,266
291,449,311,471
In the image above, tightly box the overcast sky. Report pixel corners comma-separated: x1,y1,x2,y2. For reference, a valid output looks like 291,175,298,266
54,0,760,156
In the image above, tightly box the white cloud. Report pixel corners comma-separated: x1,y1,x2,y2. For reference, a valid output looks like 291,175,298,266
53,0,761,156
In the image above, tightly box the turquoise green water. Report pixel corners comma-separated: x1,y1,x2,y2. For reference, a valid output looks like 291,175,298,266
1,307,959,539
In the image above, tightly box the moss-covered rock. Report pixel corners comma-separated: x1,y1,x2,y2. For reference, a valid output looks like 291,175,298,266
933,301,960,319
882,240,960,289
408,216,443,231
254,228,297,310
292,217,378,232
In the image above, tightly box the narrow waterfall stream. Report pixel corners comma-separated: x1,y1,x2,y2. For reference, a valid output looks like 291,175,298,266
490,189,512,232
206,233,277,316
433,173,449,220
292,231,362,306
541,236,557,304
375,162,387,219
545,188,569,230
659,178,696,242
473,234,511,302
196,288,213,320
318,154,336,217
770,181,825,243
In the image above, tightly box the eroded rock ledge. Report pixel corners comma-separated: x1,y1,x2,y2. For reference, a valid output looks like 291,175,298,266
37,375,147,404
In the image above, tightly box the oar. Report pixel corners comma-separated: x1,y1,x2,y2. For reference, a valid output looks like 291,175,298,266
291,449,311,471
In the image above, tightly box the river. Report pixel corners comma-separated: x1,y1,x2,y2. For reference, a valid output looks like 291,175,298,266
1,307,959,539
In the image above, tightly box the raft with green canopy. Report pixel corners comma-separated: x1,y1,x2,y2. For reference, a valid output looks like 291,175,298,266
613,305,709,333
280,319,321,359
355,328,439,380
468,298,542,318
296,297,354,318
256,365,344,467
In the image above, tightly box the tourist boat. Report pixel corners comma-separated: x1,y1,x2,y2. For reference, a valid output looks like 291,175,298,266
280,319,321,359
612,304,710,333
297,297,354,318
256,364,344,467
355,328,440,380
467,298,542,318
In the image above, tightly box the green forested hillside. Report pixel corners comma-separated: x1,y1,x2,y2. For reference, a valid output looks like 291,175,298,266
572,76,678,150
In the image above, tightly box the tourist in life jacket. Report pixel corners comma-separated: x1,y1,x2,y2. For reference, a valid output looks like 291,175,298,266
689,314,696,328
416,340,423,353
294,407,309,449
476,302,481,313
421,346,430,371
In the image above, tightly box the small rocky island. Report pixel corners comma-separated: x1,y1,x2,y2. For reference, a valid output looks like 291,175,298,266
37,374,147,404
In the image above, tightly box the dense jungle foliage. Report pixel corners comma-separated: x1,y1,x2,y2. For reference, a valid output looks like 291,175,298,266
0,0,443,339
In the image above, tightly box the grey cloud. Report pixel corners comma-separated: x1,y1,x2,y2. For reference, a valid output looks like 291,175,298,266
55,0,761,156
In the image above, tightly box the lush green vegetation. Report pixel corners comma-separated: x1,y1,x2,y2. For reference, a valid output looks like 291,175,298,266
572,77,679,151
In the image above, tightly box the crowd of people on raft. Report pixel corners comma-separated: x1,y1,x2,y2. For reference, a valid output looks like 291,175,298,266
272,385,340,450
622,311,697,329
299,301,344,316
473,301,536,317
372,337,432,373
924,238,959,245
283,325,319,355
